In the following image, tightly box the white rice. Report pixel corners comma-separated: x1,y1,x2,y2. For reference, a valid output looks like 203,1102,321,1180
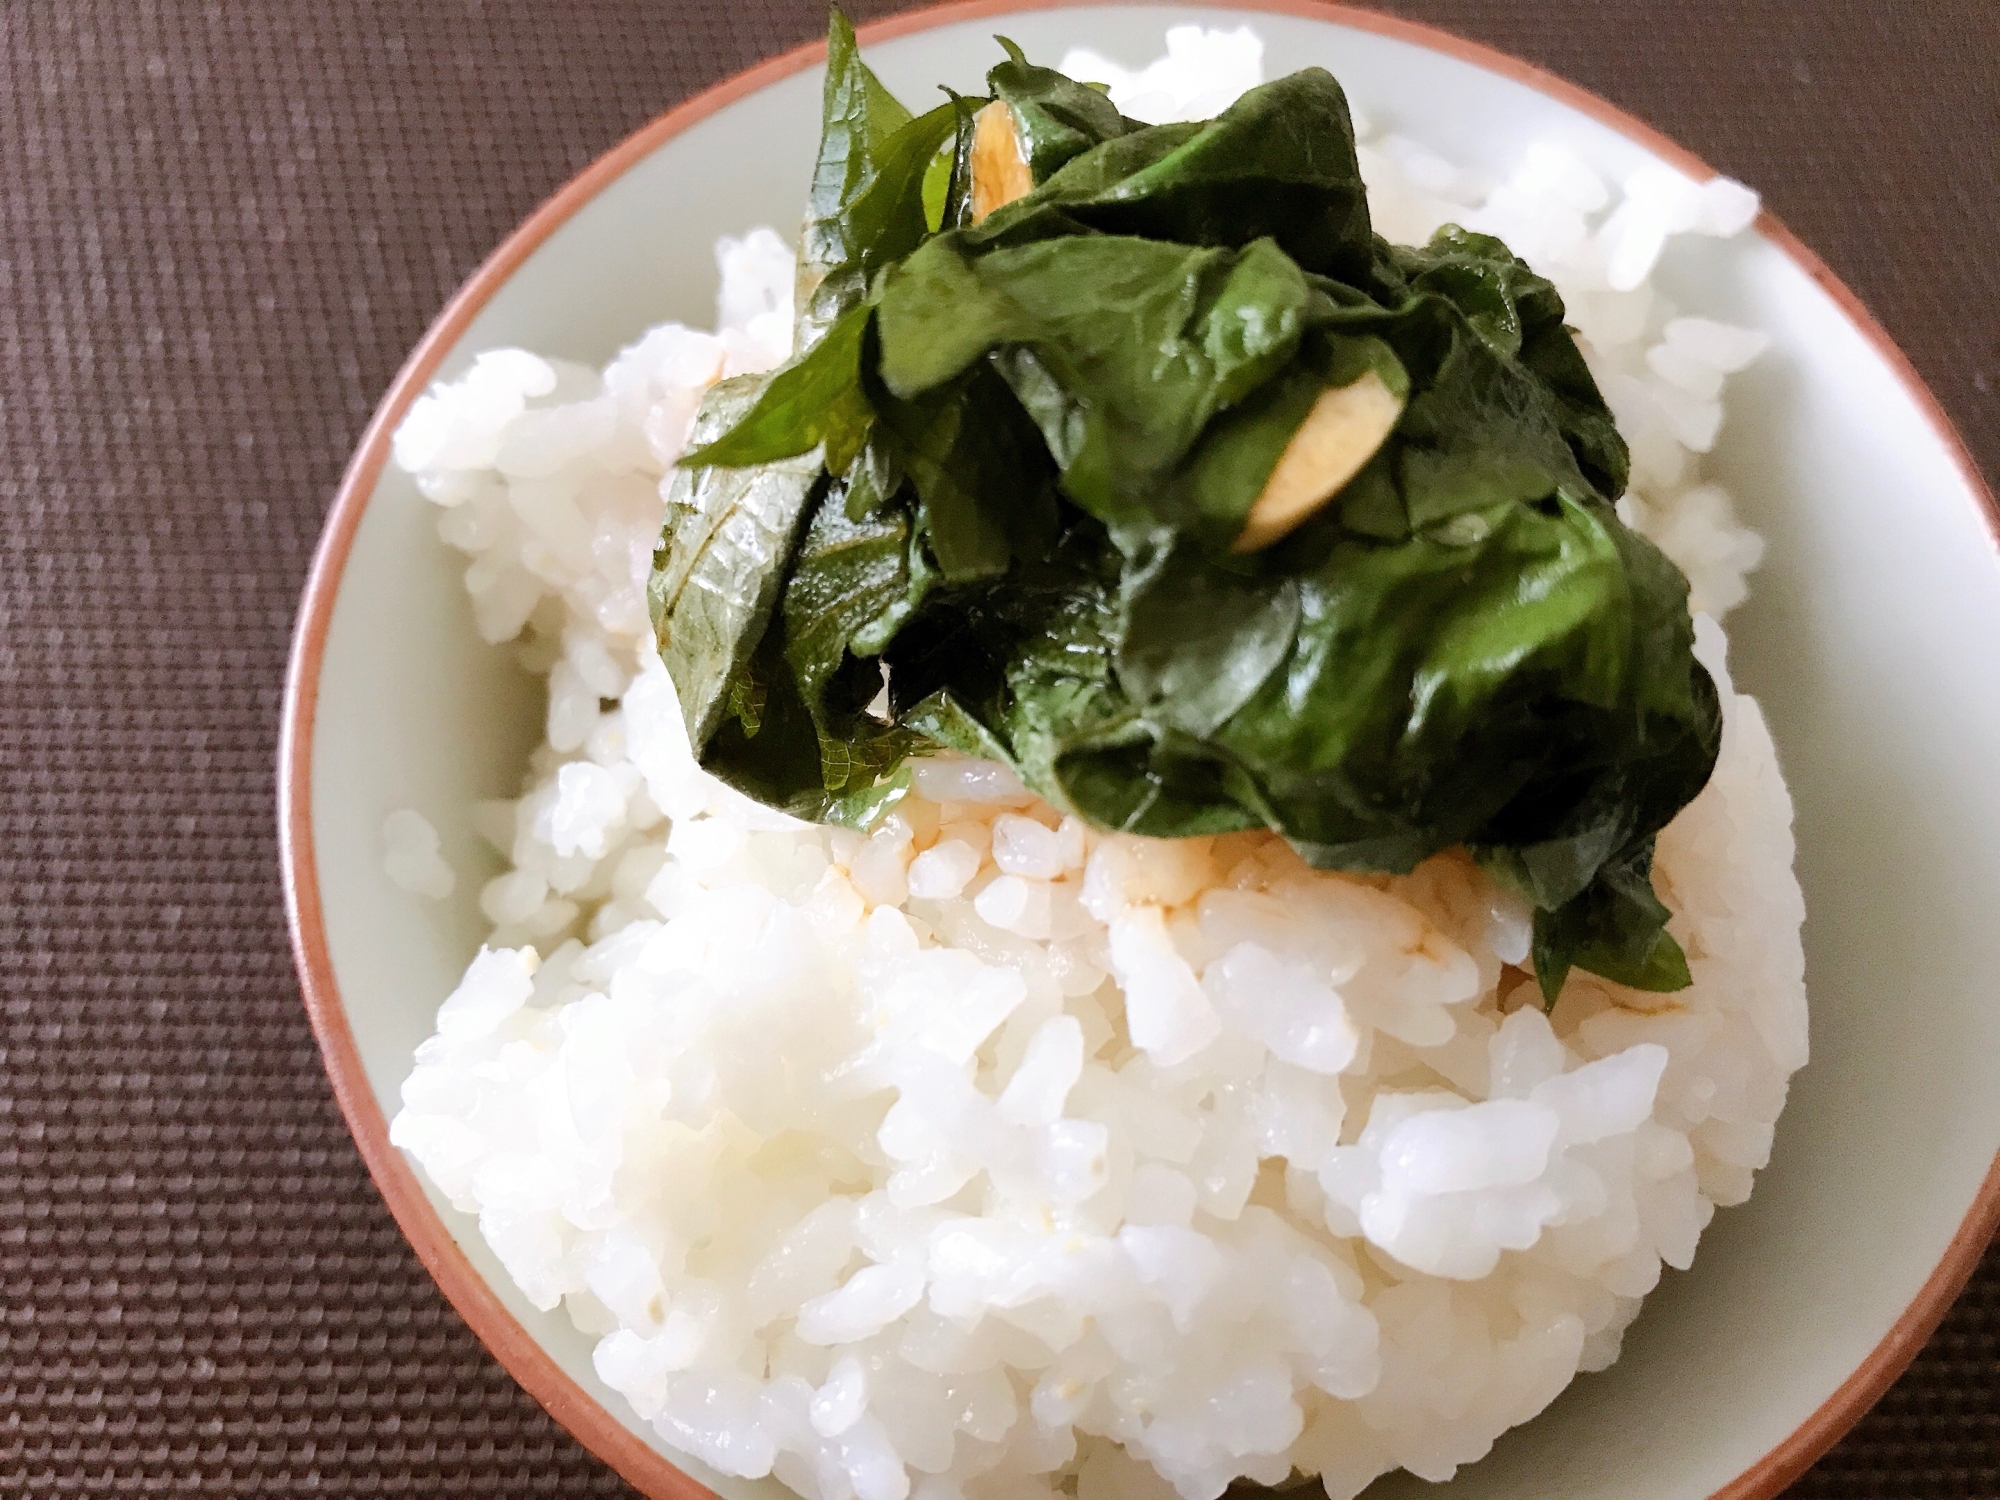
385,28,1804,1500
382,808,456,899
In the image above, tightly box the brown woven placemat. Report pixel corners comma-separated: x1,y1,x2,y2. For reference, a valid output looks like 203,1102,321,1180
2,1,1996,1494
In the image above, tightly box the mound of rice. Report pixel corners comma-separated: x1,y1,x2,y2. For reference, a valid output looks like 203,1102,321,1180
385,29,1805,1500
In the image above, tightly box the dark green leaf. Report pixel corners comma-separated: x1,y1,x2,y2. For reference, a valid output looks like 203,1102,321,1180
649,376,824,749
798,100,963,345
801,9,913,286
1527,838,1693,1002
1116,541,1301,738
871,362,1058,582
840,102,963,274
850,517,939,653
875,234,1314,525
697,613,830,816
782,480,914,719
680,301,875,472
841,433,903,521
778,477,938,812
698,489,935,822
649,23,1719,996
1385,228,1628,511
930,89,981,234
987,35,1138,183
969,69,1376,285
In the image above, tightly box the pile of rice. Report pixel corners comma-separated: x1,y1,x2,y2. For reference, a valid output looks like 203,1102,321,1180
384,29,1805,1500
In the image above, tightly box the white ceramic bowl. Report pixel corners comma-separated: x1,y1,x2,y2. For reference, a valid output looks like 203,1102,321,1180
281,4,2000,1497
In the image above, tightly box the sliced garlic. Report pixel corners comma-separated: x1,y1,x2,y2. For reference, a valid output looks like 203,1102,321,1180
971,100,1034,223
1231,371,1405,552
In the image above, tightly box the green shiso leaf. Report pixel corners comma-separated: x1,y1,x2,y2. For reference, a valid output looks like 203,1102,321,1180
801,9,911,275
985,35,1140,183
967,67,1379,287
875,233,1318,530
1525,838,1694,1003
680,300,875,472
645,18,1723,998
795,12,958,347
649,375,826,751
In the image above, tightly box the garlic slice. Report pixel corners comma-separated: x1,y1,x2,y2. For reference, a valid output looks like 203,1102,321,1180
971,101,1034,223
1232,371,1405,552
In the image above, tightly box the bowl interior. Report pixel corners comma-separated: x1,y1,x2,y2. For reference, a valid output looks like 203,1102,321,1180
299,5,2000,1497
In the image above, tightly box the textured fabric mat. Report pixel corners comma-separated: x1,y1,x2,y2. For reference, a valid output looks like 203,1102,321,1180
2,1,1996,1494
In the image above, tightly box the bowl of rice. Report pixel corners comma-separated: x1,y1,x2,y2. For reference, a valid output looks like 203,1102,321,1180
280,4,2000,1499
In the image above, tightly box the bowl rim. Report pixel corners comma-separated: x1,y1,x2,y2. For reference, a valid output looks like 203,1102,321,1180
278,2,2000,1496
